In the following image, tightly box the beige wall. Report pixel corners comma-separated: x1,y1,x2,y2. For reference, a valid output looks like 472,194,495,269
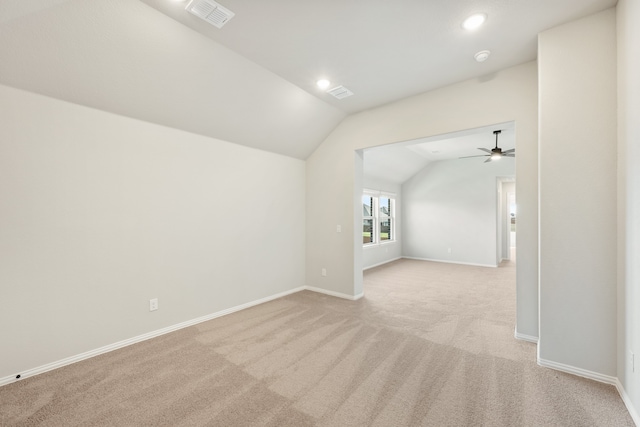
0,85,306,379
538,9,617,376
306,61,539,337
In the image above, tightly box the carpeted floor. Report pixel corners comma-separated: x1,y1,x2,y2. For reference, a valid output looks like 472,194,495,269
0,258,634,426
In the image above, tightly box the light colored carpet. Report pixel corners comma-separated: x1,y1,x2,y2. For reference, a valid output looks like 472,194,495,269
0,258,634,426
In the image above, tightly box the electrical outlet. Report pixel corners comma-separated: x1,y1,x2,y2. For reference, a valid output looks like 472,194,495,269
321,268,327,277
447,248,452,254
336,225,341,233
149,298,158,312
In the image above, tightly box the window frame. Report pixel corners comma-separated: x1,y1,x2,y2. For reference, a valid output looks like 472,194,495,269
362,193,377,245
378,195,394,243
363,189,396,247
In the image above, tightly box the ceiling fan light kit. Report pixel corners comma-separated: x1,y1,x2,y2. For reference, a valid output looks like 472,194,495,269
458,129,515,163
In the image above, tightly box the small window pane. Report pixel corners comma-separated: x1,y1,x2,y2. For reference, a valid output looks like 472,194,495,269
362,196,373,217
380,218,392,241
379,197,391,217
363,219,374,244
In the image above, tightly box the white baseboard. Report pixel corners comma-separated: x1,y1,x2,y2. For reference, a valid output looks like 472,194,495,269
402,256,497,268
514,328,539,343
4,286,638,427
615,378,640,426
0,284,370,388
538,358,640,426
363,257,402,271
305,286,364,301
537,357,617,385
0,286,306,388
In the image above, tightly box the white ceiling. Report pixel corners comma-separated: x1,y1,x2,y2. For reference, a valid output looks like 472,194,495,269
0,0,617,159
142,0,616,114
364,123,516,184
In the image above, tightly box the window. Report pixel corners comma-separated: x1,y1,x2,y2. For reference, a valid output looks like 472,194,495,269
363,190,395,246
379,196,393,241
362,195,375,244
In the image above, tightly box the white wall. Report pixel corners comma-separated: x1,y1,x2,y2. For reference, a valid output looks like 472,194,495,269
402,159,514,267
617,0,640,418
538,9,617,376
306,61,539,338
362,175,402,269
0,85,306,379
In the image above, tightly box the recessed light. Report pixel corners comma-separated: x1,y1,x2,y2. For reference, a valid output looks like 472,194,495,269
462,13,487,30
474,50,491,62
316,79,331,90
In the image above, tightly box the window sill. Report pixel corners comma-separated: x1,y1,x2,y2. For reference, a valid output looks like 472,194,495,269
363,240,397,249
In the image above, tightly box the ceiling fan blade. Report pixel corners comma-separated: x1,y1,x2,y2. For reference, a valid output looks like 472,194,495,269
477,148,492,154
504,154,515,157
484,157,493,163
503,149,515,154
459,154,490,159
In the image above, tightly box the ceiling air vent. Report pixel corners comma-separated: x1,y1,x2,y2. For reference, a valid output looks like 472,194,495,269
327,85,354,100
185,0,235,29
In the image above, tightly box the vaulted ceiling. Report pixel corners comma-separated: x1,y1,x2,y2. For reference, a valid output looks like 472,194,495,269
364,122,516,184
0,0,617,159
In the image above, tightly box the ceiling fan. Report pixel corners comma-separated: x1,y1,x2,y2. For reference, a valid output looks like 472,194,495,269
459,130,515,163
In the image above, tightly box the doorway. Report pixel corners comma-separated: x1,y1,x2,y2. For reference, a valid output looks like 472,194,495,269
360,122,516,271
497,178,516,263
